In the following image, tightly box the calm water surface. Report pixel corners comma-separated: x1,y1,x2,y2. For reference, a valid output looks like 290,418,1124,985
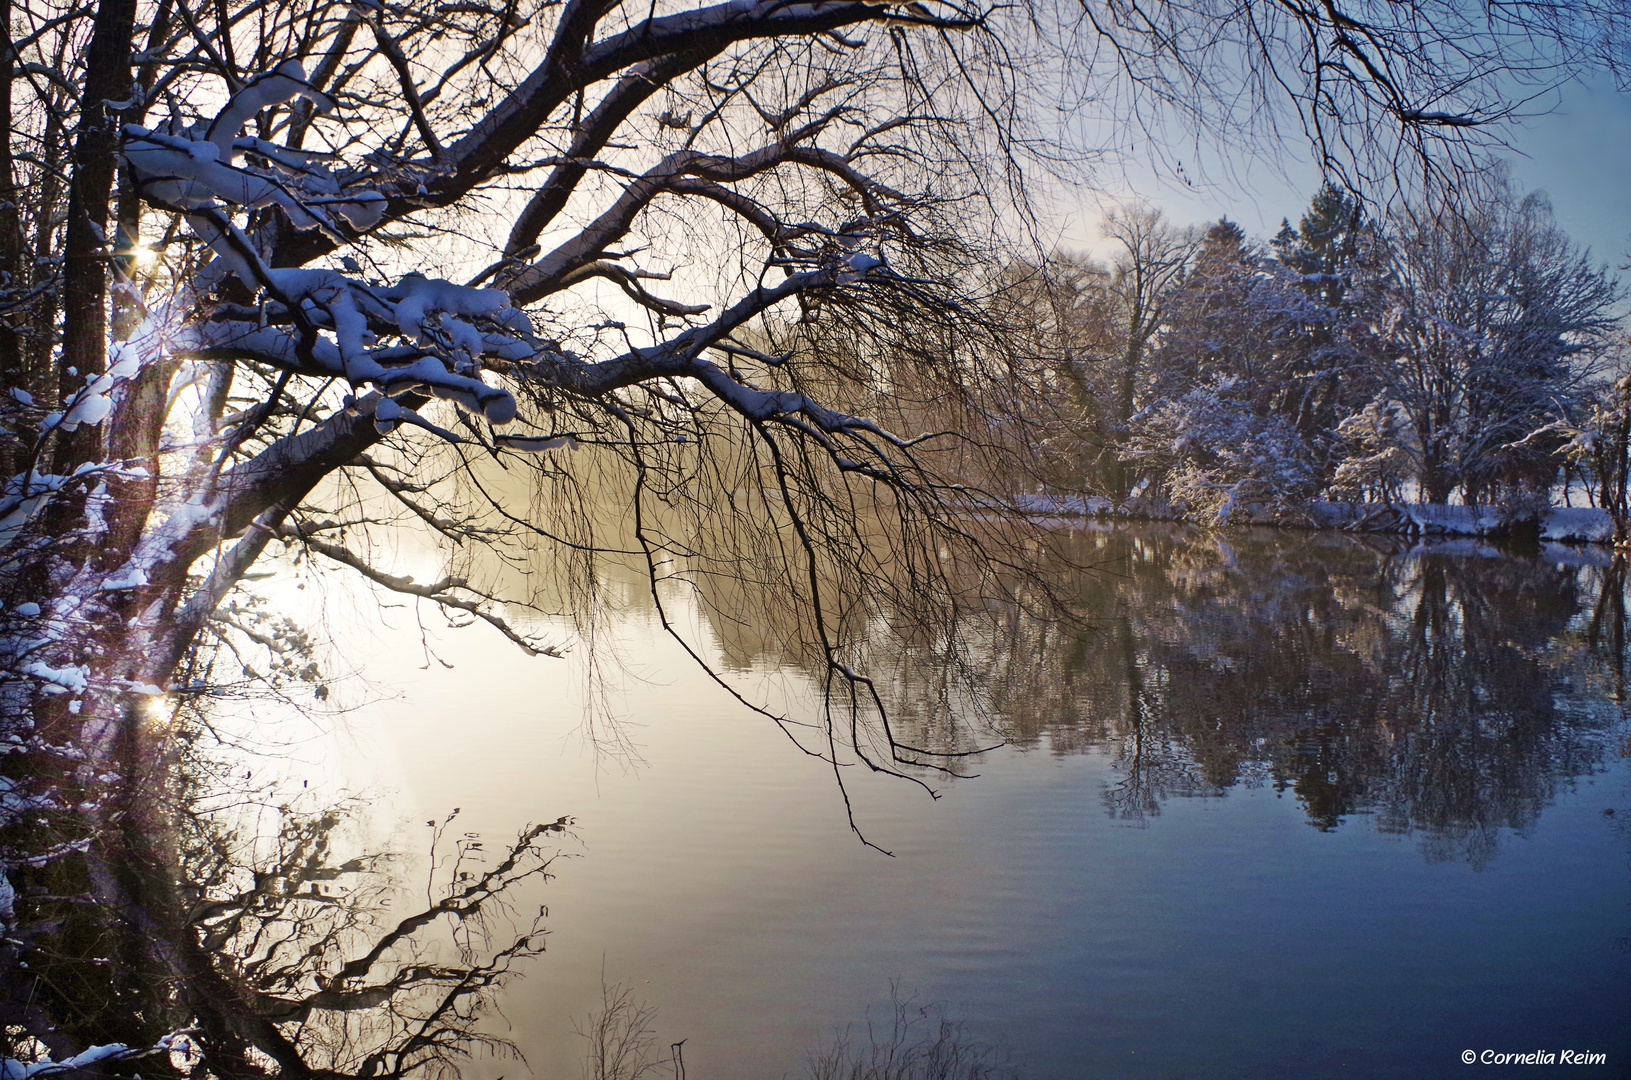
330,524,1631,1079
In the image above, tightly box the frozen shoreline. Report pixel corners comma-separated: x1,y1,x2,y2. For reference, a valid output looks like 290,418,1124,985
1011,494,1621,546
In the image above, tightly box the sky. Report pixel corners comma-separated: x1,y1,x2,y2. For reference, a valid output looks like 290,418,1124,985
1062,75,1631,272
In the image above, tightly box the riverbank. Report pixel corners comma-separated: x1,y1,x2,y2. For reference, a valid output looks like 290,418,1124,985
1012,494,1621,545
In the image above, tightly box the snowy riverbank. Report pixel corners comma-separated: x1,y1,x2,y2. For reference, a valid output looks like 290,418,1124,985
1011,494,1620,545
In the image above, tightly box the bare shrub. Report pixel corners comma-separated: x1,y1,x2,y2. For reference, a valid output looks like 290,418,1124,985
804,992,1017,1080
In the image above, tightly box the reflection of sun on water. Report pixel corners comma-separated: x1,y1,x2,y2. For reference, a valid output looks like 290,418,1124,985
144,525,1631,1079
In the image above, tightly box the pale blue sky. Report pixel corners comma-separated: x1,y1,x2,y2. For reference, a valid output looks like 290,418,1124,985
1067,75,1631,273
1505,75,1631,265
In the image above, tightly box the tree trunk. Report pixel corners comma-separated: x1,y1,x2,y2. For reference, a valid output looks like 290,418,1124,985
55,0,137,471
0,0,22,401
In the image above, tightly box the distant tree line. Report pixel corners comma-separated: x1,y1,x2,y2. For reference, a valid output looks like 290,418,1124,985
1007,175,1626,526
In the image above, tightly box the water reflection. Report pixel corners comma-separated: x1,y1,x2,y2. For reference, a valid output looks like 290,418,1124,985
5,525,1629,1072
954,528,1627,866
611,521,1630,865
536,522,1630,858
1,683,569,1076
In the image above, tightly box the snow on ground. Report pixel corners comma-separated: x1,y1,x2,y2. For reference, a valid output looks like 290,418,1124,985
1011,494,1620,545
1540,506,1617,543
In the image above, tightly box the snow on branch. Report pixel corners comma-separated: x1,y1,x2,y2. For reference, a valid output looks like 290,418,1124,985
124,60,375,236
122,61,550,436
538,266,917,450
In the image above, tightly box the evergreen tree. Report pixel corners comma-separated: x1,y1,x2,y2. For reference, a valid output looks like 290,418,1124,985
1268,183,1392,486
1128,220,1320,514
1280,182,1364,310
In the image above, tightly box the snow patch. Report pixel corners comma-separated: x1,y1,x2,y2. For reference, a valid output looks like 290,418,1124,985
493,434,578,454
2,1044,132,1077
1541,507,1616,543
100,567,150,591
19,661,89,693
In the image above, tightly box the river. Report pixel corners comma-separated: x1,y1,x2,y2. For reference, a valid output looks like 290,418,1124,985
298,523,1631,1079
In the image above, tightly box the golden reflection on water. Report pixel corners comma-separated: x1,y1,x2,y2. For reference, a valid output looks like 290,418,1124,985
326,523,1631,1078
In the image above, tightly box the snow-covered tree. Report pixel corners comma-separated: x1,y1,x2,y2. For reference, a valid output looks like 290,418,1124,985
1125,219,1330,511
1119,182,1620,517
1378,177,1620,505
1076,207,1198,499
1123,376,1316,521
1542,346,1631,540
1271,183,1373,312
1329,397,1413,504
1268,183,1393,481
984,239,1183,498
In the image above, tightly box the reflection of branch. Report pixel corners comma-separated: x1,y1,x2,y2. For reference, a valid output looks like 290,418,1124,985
574,979,669,1080
178,799,570,1075
274,525,565,657
320,819,568,996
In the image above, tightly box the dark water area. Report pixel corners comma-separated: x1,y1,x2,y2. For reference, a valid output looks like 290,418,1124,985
992,526,1630,860
6,524,1630,1078
389,524,1631,1079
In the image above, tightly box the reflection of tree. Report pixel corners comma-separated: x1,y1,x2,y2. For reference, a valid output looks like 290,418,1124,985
1070,530,1622,863
1585,557,1630,701
2,690,567,1076
1360,556,1582,864
773,525,1626,862
1101,612,1215,823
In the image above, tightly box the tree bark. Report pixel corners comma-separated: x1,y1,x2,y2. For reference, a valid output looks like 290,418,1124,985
0,0,22,399
55,0,138,471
